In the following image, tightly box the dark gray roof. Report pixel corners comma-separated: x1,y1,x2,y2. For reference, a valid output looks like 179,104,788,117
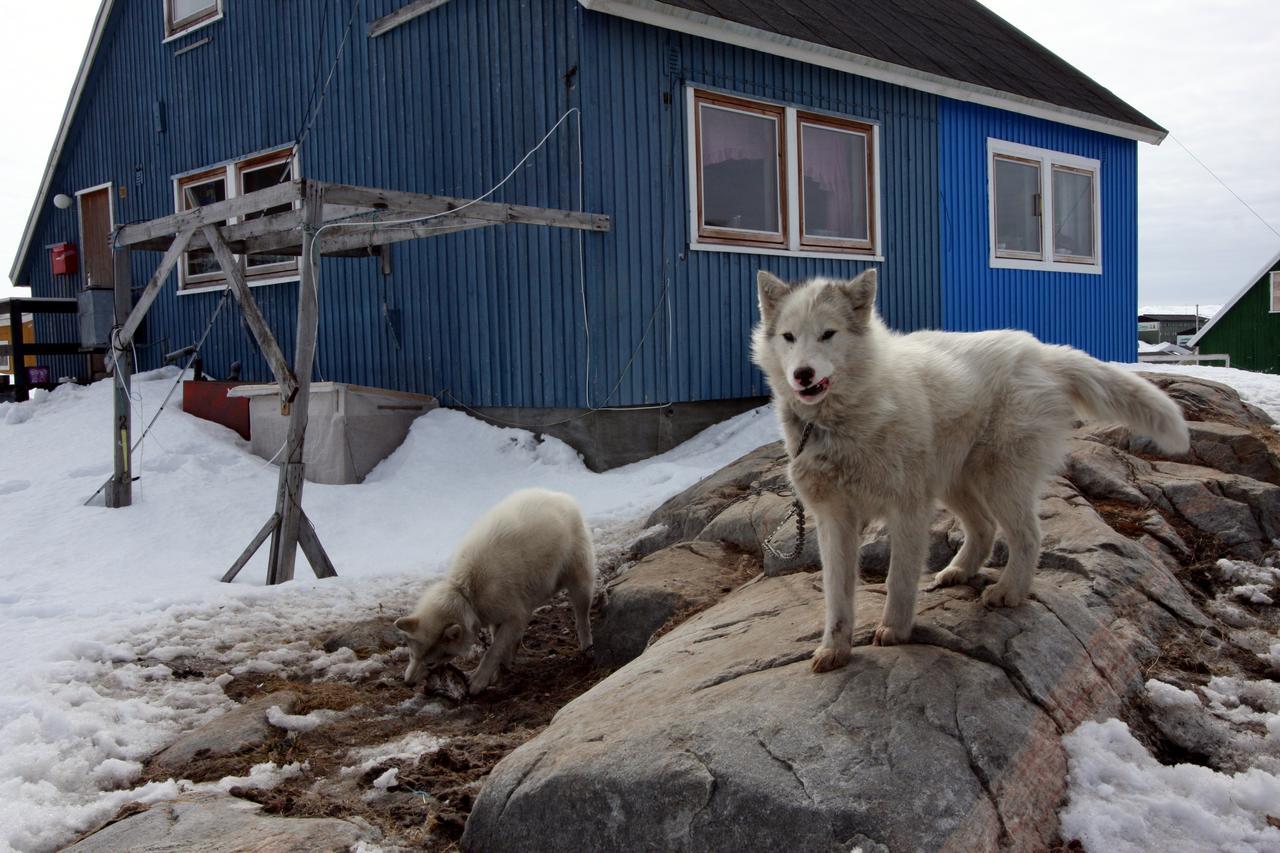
657,0,1163,135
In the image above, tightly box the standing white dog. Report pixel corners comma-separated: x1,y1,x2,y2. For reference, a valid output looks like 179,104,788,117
395,488,595,693
751,269,1189,673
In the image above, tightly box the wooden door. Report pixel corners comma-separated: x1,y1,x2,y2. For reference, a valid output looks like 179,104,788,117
78,185,114,290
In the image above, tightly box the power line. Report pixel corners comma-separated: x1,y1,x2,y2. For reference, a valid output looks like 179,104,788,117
1168,133,1280,242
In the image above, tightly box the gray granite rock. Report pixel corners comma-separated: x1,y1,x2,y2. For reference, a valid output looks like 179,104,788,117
148,691,297,779
465,572,1112,853
64,793,367,852
593,541,755,667
321,618,402,657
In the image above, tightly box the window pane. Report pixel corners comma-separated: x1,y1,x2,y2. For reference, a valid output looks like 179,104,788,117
994,157,1041,256
171,0,217,23
1053,167,1095,260
700,104,780,234
1272,272,1280,312
181,177,226,278
801,123,869,242
242,160,294,269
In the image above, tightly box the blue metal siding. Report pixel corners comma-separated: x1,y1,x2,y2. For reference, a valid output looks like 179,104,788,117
21,0,940,407
578,12,941,403
937,99,1138,361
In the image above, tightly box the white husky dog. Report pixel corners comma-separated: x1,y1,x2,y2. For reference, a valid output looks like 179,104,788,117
395,488,595,693
751,269,1189,673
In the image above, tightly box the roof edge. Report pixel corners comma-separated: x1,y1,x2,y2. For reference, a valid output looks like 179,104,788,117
8,0,115,286
1186,244,1280,347
578,0,1167,146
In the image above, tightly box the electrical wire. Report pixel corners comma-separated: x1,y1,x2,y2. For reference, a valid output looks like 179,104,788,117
1169,133,1280,242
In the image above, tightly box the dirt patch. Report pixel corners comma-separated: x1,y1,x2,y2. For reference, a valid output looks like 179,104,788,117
143,598,613,851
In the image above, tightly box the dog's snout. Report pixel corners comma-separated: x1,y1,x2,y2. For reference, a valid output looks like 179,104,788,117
793,366,815,387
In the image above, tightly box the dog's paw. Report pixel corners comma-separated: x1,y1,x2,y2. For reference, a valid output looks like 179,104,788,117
928,565,975,590
981,582,1029,608
466,671,493,695
872,624,910,646
810,645,851,673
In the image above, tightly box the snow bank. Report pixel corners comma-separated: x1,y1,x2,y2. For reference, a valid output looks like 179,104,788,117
0,370,778,851
1060,719,1280,852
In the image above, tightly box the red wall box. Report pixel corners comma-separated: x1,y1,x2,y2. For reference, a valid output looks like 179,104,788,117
182,380,250,441
50,243,78,276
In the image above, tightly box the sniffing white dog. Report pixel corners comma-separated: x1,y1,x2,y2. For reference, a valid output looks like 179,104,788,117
395,488,595,694
751,269,1189,673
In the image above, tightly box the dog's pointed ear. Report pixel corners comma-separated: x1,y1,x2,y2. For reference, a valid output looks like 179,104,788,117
757,270,789,322
394,616,419,636
442,624,463,643
839,268,877,317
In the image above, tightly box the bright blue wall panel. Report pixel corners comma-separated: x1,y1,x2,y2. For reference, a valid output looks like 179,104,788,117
937,99,1138,362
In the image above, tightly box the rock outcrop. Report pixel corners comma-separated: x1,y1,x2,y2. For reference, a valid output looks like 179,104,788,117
63,793,367,852
147,691,297,780
464,374,1280,852
592,541,757,667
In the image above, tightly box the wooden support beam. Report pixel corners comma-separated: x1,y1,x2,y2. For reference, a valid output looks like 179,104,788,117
0,342,84,358
201,223,299,403
297,510,337,579
368,0,452,37
106,247,133,509
129,209,305,254
320,182,611,232
6,301,29,402
268,182,333,585
117,227,195,346
221,512,280,583
0,297,79,313
115,180,302,246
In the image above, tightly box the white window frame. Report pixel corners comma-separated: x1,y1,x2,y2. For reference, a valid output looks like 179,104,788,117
686,86,883,262
987,138,1102,275
163,0,223,42
174,147,301,294
1270,270,1280,313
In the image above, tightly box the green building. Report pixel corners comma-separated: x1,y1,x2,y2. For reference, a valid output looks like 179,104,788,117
1189,248,1280,373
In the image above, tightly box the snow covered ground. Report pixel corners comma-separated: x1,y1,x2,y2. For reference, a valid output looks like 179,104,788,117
0,363,1277,851
0,369,778,851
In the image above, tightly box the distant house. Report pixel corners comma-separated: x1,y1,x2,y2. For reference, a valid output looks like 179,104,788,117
1188,248,1280,374
0,313,36,377
9,0,1165,461
1138,313,1209,346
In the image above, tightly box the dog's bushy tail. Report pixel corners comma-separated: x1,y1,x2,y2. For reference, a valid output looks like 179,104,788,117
1050,347,1190,454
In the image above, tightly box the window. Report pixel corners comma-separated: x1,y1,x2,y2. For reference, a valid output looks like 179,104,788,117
165,0,221,39
988,139,1101,274
175,148,299,291
1271,271,1280,313
695,93,785,245
689,88,879,258
799,114,874,252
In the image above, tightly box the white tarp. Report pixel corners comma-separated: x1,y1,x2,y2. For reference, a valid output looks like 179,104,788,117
230,382,437,484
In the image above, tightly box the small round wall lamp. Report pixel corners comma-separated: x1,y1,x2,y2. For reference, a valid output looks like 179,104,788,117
53,194,73,210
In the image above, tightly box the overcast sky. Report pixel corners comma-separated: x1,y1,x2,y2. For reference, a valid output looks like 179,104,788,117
1,1,1277,309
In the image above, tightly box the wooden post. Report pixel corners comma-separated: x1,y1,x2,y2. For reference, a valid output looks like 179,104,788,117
7,302,27,403
267,182,326,584
106,247,133,508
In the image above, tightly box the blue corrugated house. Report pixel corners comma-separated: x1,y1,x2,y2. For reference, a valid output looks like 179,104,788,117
9,0,1164,465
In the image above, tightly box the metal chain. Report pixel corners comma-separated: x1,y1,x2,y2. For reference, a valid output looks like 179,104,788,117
759,421,815,562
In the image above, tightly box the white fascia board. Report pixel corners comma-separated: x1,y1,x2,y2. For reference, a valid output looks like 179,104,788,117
1187,245,1280,346
8,0,115,286
577,0,1166,148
